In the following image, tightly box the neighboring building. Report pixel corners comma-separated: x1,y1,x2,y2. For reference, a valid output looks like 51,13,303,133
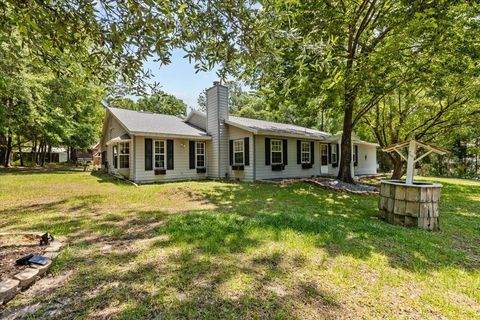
100,82,378,183
92,142,101,166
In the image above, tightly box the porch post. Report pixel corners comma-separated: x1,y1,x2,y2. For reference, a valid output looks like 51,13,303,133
405,140,416,184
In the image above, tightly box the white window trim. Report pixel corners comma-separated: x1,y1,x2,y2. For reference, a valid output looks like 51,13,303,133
154,140,166,169
271,139,283,165
118,142,129,169
331,144,337,163
233,139,245,165
196,141,206,168
301,141,311,164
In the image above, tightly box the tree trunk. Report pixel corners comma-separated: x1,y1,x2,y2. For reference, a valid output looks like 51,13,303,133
40,143,47,167
32,138,37,166
337,88,356,184
17,135,24,167
48,145,52,163
70,148,77,163
4,132,12,167
391,154,405,180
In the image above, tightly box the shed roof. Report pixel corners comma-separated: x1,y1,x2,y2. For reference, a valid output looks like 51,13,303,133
108,107,210,138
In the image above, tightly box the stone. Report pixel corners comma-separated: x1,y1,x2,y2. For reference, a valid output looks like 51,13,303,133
387,198,394,212
393,214,405,226
395,186,406,200
381,184,390,197
394,200,406,215
419,202,433,218
43,251,59,259
31,259,52,276
406,188,420,202
404,216,417,227
13,268,39,289
44,241,63,252
0,279,19,304
405,201,420,217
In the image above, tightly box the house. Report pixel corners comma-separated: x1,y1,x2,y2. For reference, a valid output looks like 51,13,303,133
100,82,378,183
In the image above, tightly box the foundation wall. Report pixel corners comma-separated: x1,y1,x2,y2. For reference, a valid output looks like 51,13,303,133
378,181,442,231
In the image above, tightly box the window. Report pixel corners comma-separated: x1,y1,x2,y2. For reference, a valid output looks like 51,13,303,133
113,145,118,168
331,144,337,163
301,141,311,163
119,142,129,168
234,139,244,165
196,142,205,168
271,139,283,164
154,140,166,169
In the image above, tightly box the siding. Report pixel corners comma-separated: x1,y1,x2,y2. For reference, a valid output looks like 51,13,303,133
254,135,321,180
134,136,210,183
354,144,377,175
104,114,131,178
227,126,254,181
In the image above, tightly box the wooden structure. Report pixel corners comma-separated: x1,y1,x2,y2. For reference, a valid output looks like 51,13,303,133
382,140,447,185
380,140,447,231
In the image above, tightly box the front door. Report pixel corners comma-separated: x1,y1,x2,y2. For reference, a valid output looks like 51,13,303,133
320,144,328,174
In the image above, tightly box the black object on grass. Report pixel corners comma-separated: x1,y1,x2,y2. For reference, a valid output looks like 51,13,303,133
40,233,55,245
16,254,50,266
16,254,34,265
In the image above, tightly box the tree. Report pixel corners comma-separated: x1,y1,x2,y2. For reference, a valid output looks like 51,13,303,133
137,92,187,117
107,91,187,117
179,1,480,183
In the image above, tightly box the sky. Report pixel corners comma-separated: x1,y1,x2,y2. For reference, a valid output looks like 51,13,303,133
142,49,220,111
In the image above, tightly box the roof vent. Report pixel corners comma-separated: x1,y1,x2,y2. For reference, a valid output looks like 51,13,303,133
213,81,220,86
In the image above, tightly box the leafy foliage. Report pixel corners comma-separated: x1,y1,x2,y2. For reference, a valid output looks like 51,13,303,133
107,91,188,117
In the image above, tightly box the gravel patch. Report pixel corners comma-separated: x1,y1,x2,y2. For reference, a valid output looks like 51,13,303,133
308,178,379,195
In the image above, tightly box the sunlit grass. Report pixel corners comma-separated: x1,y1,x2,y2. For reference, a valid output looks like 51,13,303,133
0,169,479,319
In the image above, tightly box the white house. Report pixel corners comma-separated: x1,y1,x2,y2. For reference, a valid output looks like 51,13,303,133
100,82,378,183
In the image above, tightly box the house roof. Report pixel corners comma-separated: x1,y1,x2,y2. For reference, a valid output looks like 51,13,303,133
226,116,331,139
108,107,210,139
326,132,380,147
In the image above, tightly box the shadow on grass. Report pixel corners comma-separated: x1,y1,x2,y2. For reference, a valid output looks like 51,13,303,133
1,172,479,318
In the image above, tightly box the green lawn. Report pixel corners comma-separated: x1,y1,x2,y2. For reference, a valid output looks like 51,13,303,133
0,169,479,319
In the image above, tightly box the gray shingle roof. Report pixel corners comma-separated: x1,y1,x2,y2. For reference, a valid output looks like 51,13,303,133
226,116,330,139
108,107,209,138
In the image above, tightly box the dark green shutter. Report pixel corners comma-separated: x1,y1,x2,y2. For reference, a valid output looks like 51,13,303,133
265,138,270,165
328,144,332,164
310,141,315,164
229,140,233,165
297,140,301,164
283,139,288,165
167,140,174,170
244,137,250,165
189,141,195,169
113,145,118,169
145,139,152,170
333,144,339,168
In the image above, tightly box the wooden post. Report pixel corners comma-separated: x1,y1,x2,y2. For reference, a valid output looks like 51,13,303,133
406,140,416,185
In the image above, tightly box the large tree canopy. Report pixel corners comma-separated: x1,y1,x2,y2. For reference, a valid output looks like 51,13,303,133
107,91,188,117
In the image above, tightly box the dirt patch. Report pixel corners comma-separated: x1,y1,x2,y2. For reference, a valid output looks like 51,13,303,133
0,234,45,281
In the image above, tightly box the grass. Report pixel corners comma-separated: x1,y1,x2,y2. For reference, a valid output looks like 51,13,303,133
0,168,479,319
